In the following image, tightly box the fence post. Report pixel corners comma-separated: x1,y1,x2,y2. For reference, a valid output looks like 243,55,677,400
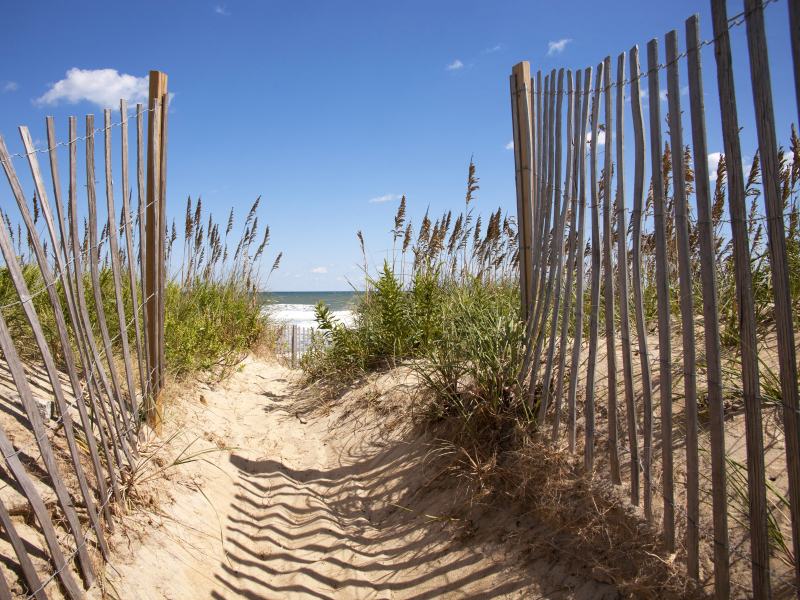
145,70,168,434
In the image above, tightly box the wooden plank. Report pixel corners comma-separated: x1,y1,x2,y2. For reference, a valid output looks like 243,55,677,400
527,71,558,409
510,73,527,327
121,100,147,414
791,0,800,128
104,109,140,438
511,62,534,325
536,70,544,276
568,66,593,454
0,489,47,600
584,60,604,471
157,92,170,408
136,103,153,411
30,122,113,553
69,117,124,502
686,14,732,598
666,29,700,579
602,56,621,485
46,116,115,529
86,114,138,464
647,37,675,554
0,315,84,600
0,131,97,585
616,51,639,504
521,72,550,388
629,45,656,522
539,67,567,421
146,72,168,433
553,69,580,441
529,73,538,309
712,0,773,592
743,0,800,589
0,565,11,600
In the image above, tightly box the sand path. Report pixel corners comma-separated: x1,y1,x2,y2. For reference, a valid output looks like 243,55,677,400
104,357,620,600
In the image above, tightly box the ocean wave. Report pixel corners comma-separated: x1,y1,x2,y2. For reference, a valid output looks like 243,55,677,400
266,303,354,329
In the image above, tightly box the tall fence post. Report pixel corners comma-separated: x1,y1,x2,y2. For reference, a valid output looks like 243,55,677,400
145,70,168,434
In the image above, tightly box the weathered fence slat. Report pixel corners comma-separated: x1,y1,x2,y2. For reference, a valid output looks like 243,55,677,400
602,56,621,485
647,38,675,554
136,103,153,412
615,51,639,505
509,67,530,323
527,71,558,407
666,29,700,580
629,45,655,522
0,322,84,600
685,14,732,598
744,1,800,589
0,131,97,586
146,72,168,432
539,67,567,421
0,497,47,600
157,93,170,406
710,1,773,594
21,124,111,557
69,116,125,499
121,100,147,412
86,114,138,466
104,109,140,437
567,66,592,455
584,60,604,471
0,566,11,600
529,72,538,308
552,69,578,440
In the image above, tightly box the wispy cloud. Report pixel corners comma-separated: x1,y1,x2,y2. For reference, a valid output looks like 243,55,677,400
311,267,327,274
505,140,514,150
483,44,503,54
3,81,19,93
34,68,148,108
447,60,464,70
368,193,402,203
547,39,572,57
214,5,230,15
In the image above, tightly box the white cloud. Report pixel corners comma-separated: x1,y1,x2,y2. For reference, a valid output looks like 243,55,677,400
34,68,148,108
660,89,668,102
3,82,19,93
547,39,572,57
587,130,606,146
447,60,464,70
337,277,344,281
483,44,503,54
329,263,335,267
369,193,402,203
214,5,230,15
506,140,514,150
311,267,327,274
708,152,722,181
681,85,689,95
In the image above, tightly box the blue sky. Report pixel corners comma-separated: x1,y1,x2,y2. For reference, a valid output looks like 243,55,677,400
1,0,796,291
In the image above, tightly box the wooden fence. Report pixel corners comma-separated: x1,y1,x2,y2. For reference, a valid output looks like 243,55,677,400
272,324,327,368
0,71,169,598
511,0,800,596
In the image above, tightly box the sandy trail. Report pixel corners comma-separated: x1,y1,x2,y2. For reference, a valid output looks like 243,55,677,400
104,357,619,600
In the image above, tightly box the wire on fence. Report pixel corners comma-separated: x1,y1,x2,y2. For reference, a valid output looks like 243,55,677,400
0,103,162,166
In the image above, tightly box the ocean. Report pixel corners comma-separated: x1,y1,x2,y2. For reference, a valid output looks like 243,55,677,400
260,291,359,328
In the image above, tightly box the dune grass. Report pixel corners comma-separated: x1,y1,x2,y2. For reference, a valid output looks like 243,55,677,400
0,194,281,393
